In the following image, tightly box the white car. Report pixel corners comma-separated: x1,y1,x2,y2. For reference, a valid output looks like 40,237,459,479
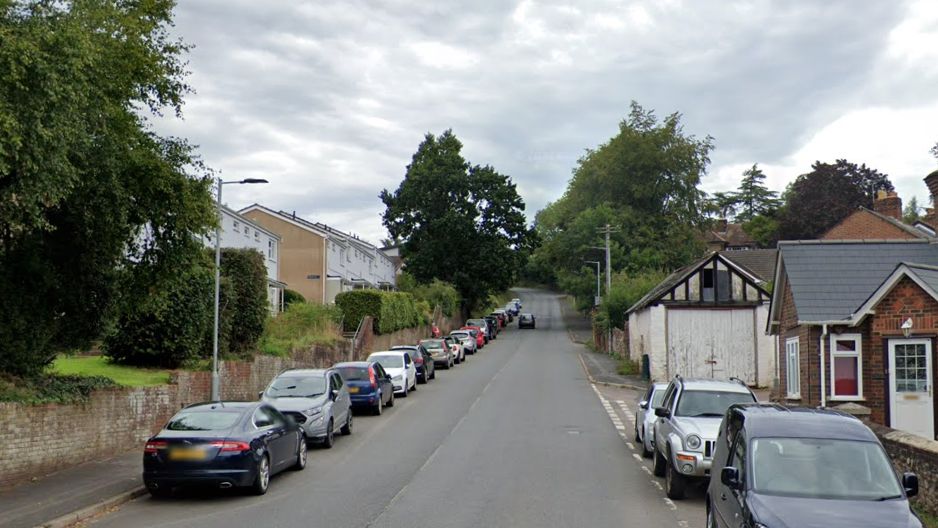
449,331,477,355
367,351,417,397
634,382,668,458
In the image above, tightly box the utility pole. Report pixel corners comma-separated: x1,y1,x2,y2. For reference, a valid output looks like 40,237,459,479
596,224,620,355
583,260,601,306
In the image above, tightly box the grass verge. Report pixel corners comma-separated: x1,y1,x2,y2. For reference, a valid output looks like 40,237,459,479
617,356,640,377
915,505,938,528
51,355,171,386
259,303,343,356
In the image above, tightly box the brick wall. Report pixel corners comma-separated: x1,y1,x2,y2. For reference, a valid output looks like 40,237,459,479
822,209,918,240
867,420,938,516
0,317,462,488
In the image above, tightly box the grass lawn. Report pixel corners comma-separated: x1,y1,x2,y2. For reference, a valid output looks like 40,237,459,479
916,505,938,528
51,355,171,387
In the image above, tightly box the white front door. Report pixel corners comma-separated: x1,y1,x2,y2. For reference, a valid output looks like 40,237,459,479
888,339,934,440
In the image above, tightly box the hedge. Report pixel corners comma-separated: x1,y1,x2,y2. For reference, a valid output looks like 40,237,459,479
335,289,423,334
283,288,306,306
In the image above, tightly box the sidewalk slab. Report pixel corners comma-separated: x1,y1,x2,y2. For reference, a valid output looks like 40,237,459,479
0,450,142,528
578,347,647,390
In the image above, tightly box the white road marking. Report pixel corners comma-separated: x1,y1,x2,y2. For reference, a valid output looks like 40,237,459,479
663,498,677,511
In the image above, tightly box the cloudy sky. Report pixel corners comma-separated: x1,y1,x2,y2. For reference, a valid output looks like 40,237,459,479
155,0,938,244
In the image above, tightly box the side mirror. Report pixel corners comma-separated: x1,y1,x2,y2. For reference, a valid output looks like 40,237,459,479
331,389,339,401
721,467,742,490
639,400,649,410
903,472,919,498
284,414,297,425
386,375,392,381
257,391,264,399
654,407,671,418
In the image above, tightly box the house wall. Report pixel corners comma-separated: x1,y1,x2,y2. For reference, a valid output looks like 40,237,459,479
212,208,280,281
242,210,326,304
628,308,651,363
628,305,667,379
754,306,775,387
822,210,918,240
776,277,821,405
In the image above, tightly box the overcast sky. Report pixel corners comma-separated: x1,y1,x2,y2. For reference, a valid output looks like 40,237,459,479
155,0,938,244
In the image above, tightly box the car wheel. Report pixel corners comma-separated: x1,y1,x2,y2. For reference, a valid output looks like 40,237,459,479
634,424,641,443
387,391,395,407
706,501,717,528
251,454,270,495
374,395,383,415
665,453,686,500
411,377,417,391
641,437,653,459
400,383,408,398
322,419,335,449
341,412,353,435
418,371,427,384
653,447,666,477
430,368,436,380
292,435,308,470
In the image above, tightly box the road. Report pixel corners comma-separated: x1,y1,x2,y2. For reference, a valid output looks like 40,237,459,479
90,289,699,528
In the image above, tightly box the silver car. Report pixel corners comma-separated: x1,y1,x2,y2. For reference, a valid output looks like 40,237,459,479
449,330,477,355
634,382,668,458
261,368,353,449
651,376,756,500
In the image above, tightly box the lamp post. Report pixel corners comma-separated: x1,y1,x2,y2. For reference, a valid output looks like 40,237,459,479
212,177,268,401
584,260,601,306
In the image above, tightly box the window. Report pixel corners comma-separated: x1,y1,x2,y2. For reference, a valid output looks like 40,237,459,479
785,337,800,398
830,334,862,399
729,432,747,486
233,220,240,230
268,240,275,259
243,226,250,237
254,230,260,241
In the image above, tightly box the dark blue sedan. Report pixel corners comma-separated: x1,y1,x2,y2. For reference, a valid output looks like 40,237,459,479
334,361,395,415
143,401,306,497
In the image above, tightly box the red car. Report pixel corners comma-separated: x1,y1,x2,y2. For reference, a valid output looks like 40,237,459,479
461,326,485,348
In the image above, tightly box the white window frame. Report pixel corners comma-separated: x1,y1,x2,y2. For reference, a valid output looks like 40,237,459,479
829,333,863,400
785,337,800,399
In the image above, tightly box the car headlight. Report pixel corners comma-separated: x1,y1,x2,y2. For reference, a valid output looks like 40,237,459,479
393,374,403,380
685,434,702,450
304,407,323,416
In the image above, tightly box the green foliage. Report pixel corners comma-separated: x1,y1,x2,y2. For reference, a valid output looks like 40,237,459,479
0,374,117,405
731,164,782,223
742,214,780,248
398,273,461,317
335,290,384,332
597,270,668,330
0,1,214,376
904,196,923,225
283,289,306,306
334,289,423,334
218,249,268,357
50,355,170,386
778,159,893,240
380,130,534,311
104,254,215,368
617,356,640,376
529,103,710,302
258,303,343,356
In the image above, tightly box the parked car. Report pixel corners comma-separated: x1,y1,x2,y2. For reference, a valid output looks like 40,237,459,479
367,351,417,397
634,382,668,458
707,404,922,528
652,376,757,499
420,338,454,368
494,308,512,323
449,330,477,355
511,298,522,310
518,313,536,329
461,326,486,348
465,318,491,343
483,315,500,336
505,303,519,317
334,361,395,415
443,335,465,364
143,401,306,497
391,344,435,383
261,368,353,449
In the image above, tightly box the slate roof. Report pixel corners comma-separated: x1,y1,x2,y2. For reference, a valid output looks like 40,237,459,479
720,249,777,282
904,264,938,295
778,240,938,323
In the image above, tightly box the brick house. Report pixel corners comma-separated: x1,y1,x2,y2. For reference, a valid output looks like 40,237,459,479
822,190,934,241
768,239,938,440
705,219,758,251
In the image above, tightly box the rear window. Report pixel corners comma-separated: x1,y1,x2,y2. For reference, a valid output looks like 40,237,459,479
521,314,532,320
336,366,369,381
371,355,403,369
167,411,242,431
421,339,445,350
451,332,469,339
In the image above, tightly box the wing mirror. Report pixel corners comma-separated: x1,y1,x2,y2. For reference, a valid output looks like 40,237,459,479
903,472,919,498
257,391,264,399
654,407,671,418
330,389,339,401
721,467,742,490
639,400,649,410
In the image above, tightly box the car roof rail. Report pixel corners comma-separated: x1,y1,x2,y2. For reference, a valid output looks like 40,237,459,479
673,374,684,388
728,377,747,386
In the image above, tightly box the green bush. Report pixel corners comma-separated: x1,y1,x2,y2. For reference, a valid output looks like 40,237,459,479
335,289,384,332
283,288,306,306
0,374,118,405
397,273,461,317
219,249,269,357
335,289,423,334
259,303,343,356
597,270,668,331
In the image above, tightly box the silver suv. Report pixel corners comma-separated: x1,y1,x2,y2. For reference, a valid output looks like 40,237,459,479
652,376,756,500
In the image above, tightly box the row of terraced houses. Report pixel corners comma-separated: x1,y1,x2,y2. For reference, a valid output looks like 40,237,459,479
202,204,398,313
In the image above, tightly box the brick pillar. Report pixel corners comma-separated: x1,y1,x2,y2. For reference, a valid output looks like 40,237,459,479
873,190,902,220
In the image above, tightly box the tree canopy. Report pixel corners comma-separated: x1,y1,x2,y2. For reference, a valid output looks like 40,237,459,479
380,130,532,311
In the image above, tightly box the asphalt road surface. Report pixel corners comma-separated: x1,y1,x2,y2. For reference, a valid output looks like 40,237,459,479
90,289,693,528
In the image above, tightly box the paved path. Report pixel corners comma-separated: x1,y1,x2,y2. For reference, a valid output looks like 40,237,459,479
88,289,690,528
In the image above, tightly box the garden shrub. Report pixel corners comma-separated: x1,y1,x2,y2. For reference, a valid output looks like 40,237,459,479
335,289,423,334
283,288,306,306
259,303,343,356
219,249,268,356
335,289,383,332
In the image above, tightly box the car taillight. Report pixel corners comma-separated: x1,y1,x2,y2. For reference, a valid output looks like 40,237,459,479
415,356,423,365
369,368,377,388
209,441,251,452
144,440,167,454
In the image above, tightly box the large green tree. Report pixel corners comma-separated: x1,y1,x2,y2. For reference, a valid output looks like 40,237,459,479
777,160,893,240
527,102,711,309
380,130,532,311
0,0,214,376
733,164,781,223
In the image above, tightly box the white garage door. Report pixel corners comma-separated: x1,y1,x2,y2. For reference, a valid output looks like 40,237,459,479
666,308,756,384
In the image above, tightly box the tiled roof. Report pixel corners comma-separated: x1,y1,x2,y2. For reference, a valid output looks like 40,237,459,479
720,249,777,282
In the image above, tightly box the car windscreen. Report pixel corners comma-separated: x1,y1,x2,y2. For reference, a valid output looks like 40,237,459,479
675,390,754,417
336,366,369,381
265,375,326,398
167,411,242,431
371,355,403,369
467,319,486,327
451,332,469,339
751,438,903,500
420,339,445,350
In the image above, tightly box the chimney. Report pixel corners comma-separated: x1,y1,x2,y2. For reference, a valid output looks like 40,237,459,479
872,190,902,220
927,170,938,207
715,218,728,231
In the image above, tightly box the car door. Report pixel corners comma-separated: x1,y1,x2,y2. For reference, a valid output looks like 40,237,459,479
374,363,391,402
254,406,291,471
331,372,350,423
402,353,414,388
654,383,677,452
715,431,747,528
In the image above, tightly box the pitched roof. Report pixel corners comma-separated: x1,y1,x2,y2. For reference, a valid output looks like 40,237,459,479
831,207,934,240
777,240,938,323
707,222,755,247
720,249,777,282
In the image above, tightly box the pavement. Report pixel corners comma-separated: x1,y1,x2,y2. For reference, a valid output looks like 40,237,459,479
3,289,689,528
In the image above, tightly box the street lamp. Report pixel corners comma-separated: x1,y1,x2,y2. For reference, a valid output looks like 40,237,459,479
583,260,601,306
212,177,268,401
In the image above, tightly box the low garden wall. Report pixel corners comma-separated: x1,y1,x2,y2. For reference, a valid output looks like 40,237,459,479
866,421,938,516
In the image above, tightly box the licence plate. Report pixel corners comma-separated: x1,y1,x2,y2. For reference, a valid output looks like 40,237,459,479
348,387,359,393
169,448,208,461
